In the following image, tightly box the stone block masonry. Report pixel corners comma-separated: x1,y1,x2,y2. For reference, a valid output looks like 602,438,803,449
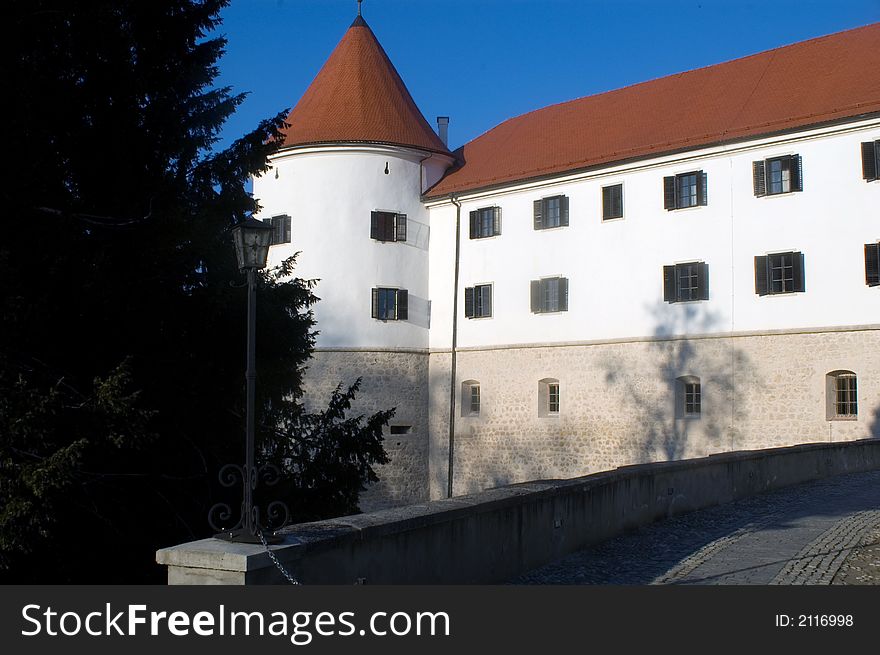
430,328,880,500
302,349,429,511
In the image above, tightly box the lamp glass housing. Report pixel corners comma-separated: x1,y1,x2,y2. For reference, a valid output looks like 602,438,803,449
232,218,273,270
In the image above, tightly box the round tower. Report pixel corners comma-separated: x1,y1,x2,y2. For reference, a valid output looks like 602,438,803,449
253,15,453,509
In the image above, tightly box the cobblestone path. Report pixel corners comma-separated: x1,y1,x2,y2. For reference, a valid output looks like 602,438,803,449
513,470,880,585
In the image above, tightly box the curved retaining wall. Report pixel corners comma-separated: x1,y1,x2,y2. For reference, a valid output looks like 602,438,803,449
157,439,880,584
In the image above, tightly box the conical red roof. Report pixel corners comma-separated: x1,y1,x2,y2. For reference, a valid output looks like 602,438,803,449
278,16,448,154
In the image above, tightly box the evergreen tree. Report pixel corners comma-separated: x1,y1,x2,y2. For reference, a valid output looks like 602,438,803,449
0,0,389,582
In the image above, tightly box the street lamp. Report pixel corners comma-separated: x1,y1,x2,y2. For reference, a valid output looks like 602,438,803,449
209,217,288,543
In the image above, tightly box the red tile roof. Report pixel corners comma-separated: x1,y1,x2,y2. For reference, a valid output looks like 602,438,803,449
278,16,449,155
426,23,880,198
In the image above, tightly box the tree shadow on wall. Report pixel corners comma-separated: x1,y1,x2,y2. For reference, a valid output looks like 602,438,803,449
600,301,755,464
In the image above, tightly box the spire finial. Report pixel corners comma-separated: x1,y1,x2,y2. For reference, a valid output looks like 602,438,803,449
357,0,362,17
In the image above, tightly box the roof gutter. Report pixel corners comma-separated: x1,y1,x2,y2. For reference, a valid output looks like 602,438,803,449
447,194,462,498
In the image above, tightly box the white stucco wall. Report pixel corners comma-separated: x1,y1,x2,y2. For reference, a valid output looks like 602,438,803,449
254,144,452,349
427,118,880,350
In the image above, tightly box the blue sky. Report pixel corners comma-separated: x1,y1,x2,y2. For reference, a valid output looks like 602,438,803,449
215,0,880,152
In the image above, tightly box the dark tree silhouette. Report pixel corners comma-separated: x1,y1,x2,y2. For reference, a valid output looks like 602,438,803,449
0,0,389,582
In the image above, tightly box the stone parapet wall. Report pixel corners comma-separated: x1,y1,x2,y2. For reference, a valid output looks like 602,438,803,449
430,328,880,499
302,349,429,510
157,439,880,584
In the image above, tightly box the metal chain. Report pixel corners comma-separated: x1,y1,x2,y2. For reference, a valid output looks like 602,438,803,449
258,530,300,585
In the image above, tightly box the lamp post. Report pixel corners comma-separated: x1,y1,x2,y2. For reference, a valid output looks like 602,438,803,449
209,217,288,543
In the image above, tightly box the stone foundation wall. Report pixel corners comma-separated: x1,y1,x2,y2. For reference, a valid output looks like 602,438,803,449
429,328,880,499
302,349,429,511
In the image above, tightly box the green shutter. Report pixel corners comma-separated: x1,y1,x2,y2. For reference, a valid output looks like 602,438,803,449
663,177,676,210
533,199,543,230
395,213,407,242
862,142,879,181
493,207,502,236
371,211,381,240
792,252,805,293
866,243,880,286
791,155,803,192
530,280,541,313
559,196,569,227
698,262,709,300
558,277,568,311
371,288,379,318
469,210,478,239
663,265,676,302
464,286,475,318
397,289,408,320
755,256,769,296
698,171,708,206
753,161,766,196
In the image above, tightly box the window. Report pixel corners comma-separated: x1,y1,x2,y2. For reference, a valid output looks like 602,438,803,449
370,211,407,242
530,277,568,313
262,214,291,245
826,371,857,420
533,195,569,229
461,380,480,417
538,378,560,417
469,206,501,239
861,140,879,181
664,171,707,210
371,287,408,321
866,243,880,286
663,262,709,302
675,376,701,418
602,184,623,220
752,155,803,196
754,252,805,295
389,425,412,435
464,284,492,318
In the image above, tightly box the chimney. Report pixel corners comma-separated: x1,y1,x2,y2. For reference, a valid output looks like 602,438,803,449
436,116,449,147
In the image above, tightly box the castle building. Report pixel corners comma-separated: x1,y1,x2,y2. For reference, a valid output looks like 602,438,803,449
254,15,880,510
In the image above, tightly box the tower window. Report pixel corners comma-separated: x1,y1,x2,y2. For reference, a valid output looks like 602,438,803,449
370,211,407,242
371,287,408,321
262,214,291,245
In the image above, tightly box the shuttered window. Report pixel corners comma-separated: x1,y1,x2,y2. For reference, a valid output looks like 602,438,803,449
529,277,568,313
262,214,291,245
533,195,570,229
663,262,709,302
602,184,623,220
754,252,805,295
371,288,408,321
861,141,879,181
865,243,880,286
464,284,492,318
370,211,407,242
469,207,501,239
663,171,707,210
752,155,803,196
